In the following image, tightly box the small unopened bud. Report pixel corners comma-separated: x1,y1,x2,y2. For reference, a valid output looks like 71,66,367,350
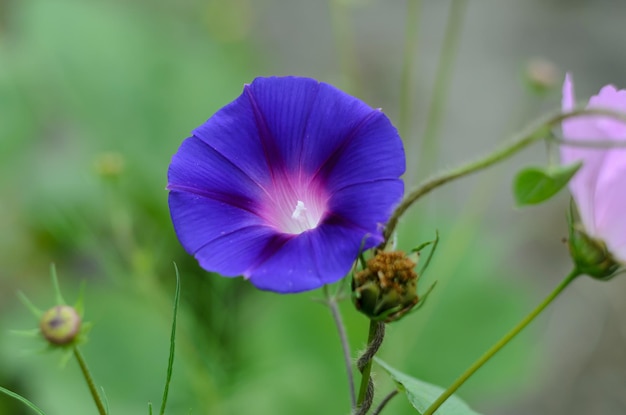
568,227,621,280
524,57,559,95
39,305,81,345
352,251,419,323
93,152,125,179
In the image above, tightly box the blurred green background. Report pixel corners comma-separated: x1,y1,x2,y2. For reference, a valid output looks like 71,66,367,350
2,0,626,414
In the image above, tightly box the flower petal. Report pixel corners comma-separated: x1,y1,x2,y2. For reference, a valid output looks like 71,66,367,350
192,89,273,190
194,225,290,277
167,135,265,210
168,191,265,258
243,76,321,173
314,110,406,192
596,169,626,264
591,149,626,262
299,82,379,176
248,222,365,293
328,179,404,242
561,74,608,235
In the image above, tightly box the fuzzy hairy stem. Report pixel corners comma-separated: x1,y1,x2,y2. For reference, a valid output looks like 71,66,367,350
355,321,385,415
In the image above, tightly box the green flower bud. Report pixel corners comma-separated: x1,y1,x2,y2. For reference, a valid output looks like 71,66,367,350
352,251,419,323
93,152,125,179
39,305,81,345
568,226,621,280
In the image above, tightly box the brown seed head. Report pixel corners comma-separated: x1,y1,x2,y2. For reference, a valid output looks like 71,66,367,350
353,251,419,322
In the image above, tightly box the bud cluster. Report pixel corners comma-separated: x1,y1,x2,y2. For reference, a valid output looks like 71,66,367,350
352,250,419,323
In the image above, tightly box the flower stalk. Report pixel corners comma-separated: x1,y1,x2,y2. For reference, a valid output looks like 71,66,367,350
355,321,385,415
73,347,107,415
422,269,581,415
324,286,356,410
371,389,399,415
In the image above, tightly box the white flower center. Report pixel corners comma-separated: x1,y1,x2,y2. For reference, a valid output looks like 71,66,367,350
264,178,328,235
288,200,321,233
291,200,307,219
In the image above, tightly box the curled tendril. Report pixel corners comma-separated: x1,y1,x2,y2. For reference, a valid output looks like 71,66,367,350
355,322,385,415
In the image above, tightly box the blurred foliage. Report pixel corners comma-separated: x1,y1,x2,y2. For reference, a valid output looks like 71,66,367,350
0,0,540,414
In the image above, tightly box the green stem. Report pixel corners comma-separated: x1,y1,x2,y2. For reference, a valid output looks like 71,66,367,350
398,0,421,141
324,286,356,410
383,106,626,243
418,0,468,179
356,320,378,407
422,269,581,415
371,389,399,415
73,347,107,415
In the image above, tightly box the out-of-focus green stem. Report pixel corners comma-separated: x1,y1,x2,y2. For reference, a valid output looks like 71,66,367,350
423,269,581,415
372,389,399,415
329,0,359,94
73,347,107,415
324,286,356,410
418,0,468,179
398,0,422,141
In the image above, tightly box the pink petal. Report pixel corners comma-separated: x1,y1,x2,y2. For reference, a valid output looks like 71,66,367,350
561,74,606,235
562,74,626,261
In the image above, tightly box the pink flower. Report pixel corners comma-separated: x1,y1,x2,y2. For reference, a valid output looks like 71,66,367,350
561,73,626,264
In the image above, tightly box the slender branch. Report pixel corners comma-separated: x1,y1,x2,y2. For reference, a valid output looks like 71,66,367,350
324,286,356,410
422,269,581,415
355,321,385,415
398,0,421,141
383,107,626,243
372,389,399,415
552,136,626,148
73,347,107,415
418,0,468,178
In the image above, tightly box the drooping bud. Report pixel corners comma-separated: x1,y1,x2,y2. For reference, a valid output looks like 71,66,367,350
352,251,419,323
39,305,82,345
568,226,621,280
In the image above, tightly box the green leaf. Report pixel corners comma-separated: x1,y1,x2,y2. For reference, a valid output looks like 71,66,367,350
158,264,181,415
0,386,47,415
513,162,581,206
374,358,482,415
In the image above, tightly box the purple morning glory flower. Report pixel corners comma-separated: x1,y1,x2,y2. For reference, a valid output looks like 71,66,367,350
167,76,405,293
561,73,626,264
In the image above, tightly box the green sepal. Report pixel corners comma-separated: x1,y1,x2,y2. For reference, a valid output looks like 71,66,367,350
418,230,440,277
513,162,581,206
411,281,438,314
411,240,434,254
374,358,482,415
